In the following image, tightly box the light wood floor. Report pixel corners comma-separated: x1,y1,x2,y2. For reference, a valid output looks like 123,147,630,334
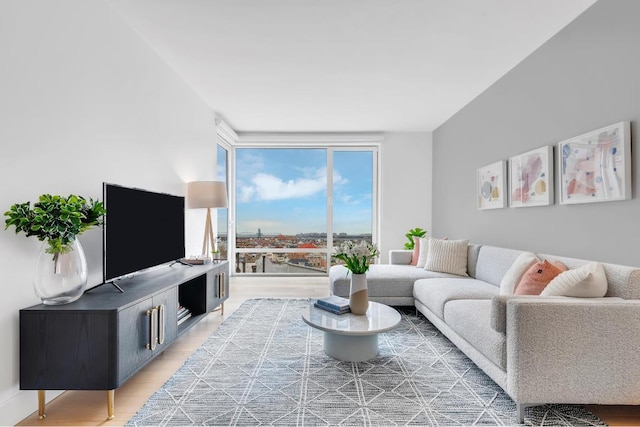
17,276,640,426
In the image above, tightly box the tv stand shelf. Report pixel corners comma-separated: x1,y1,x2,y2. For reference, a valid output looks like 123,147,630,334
19,261,229,420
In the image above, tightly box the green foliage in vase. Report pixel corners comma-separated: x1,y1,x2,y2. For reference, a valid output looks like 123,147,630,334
333,240,379,275
4,194,106,255
404,227,427,250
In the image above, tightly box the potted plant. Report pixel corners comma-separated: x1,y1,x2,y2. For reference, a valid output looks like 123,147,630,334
332,240,379,315
404,227,427,250
5,194,106,305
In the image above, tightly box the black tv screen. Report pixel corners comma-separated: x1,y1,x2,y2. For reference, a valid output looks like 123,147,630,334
103,183,185,282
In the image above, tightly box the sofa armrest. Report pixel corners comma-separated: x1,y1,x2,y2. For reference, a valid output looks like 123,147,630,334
491,295,542,333
491,295,577,333
389,250,413,265
506,298,640,404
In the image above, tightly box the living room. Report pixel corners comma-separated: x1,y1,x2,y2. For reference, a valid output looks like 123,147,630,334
2,0,639,425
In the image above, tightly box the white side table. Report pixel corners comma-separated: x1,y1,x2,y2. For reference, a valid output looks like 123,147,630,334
302,301,401,362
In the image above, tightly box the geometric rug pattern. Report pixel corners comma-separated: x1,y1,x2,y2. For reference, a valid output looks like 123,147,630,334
126,298,607,426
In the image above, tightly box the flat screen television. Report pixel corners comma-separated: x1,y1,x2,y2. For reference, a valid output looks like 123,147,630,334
103,183,185,283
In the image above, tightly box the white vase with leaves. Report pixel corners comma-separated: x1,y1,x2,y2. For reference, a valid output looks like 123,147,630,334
5,194,106,305
333,240,379,315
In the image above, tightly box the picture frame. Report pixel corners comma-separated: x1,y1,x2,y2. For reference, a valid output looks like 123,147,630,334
509,145,554,208
477,160,507,210
558,121,631,205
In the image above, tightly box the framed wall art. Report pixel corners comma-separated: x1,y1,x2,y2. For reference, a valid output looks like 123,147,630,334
509,145,553,208
477,160,507,210
558,121,631,205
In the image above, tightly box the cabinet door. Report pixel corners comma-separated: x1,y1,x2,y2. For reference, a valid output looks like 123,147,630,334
117,288,178,383
152,287,178,353
218,270,228,303
206,263,230,312
206,270,220,312
218,262,230,304
21,310,115,390
117,299,153,384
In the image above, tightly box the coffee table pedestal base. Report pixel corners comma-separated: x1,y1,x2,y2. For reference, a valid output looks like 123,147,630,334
324,332,378,362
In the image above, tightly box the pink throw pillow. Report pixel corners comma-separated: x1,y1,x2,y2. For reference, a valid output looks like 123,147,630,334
514,260,567,295
410,236,420,266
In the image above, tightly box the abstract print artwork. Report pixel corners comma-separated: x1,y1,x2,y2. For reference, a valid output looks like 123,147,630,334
509,145,553,207
558,121,631,204
477,160,507,210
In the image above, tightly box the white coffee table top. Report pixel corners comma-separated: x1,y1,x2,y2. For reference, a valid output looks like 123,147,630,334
302,301,401,336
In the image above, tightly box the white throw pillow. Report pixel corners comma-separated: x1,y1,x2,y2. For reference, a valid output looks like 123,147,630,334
416,237,431,268
424,238,469,276
541,262,608,297
499,252,539,295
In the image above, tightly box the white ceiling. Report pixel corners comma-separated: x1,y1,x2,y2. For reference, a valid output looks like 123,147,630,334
107,0,597,133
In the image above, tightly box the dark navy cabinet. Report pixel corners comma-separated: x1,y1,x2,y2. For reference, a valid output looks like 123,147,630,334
20,261,229,420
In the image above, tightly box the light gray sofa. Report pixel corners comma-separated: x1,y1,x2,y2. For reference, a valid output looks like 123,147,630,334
329,244,482,306
329,244,640,423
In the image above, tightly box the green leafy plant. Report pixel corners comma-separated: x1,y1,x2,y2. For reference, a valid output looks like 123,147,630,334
332,240,379,274
404,227,427,250
4,194,106,257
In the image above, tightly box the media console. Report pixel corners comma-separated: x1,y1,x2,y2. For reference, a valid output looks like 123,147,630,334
19,261,229,420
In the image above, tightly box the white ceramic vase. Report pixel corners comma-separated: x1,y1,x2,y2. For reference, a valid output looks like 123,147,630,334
349,273,369,315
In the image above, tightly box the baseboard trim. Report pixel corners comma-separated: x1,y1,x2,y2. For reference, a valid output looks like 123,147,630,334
0,389,64,426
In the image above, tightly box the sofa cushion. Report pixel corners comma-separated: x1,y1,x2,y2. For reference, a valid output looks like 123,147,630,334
514,260,567,295
410,236,420,266
416,237,431,268
444,299,506,369
330,264,461,299
541,262,608,297
499,252,538,295
474,246,527,287
425,238,469,276
416,237,448,268
389,250,412,265
413,278,499,319
537,253,640,300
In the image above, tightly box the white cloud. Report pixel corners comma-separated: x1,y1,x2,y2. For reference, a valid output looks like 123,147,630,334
339,195,353,204
238,168,345,202
237,183,256,202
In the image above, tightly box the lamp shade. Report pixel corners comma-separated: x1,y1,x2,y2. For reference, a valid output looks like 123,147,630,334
186,181,228,209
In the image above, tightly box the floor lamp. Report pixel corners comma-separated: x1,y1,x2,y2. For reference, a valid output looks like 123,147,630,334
187,181,228,259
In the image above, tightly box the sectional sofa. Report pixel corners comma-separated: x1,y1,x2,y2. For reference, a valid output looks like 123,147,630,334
329,244,640,423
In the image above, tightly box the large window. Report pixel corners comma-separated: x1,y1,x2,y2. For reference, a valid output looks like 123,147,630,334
234,147,377,275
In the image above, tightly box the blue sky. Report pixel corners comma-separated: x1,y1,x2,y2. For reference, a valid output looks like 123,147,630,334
230,148,372,235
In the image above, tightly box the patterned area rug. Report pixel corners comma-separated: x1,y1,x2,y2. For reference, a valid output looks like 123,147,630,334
127,299,606,426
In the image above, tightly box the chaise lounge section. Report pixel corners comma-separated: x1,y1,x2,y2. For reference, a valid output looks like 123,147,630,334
330,243,640,423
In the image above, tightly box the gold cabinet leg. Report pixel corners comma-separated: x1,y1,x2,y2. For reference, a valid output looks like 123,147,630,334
221,302,224,315
37,390,46,419
107,389,115,420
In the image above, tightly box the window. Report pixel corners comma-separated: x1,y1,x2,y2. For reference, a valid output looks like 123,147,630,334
216,144,229,260
234,146,377,275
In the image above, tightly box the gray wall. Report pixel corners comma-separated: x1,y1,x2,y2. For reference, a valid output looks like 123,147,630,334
433,0,640,267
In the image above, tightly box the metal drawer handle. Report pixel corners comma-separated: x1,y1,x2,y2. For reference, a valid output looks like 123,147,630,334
158,304,165,345
221,272,225,297
146,307,158,351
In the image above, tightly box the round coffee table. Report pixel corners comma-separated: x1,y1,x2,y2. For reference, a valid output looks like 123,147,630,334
302,301,401,362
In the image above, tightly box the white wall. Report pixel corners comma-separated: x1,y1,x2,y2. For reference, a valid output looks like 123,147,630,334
0,1,217,423
380,133,432,263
